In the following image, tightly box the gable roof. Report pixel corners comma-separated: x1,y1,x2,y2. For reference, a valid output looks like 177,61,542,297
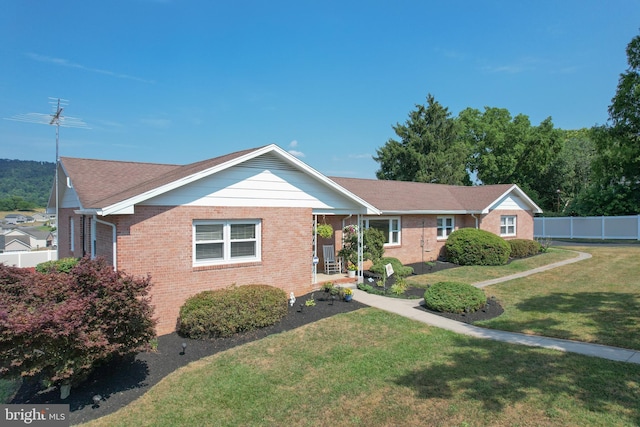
330,177,542,214
59,145,379,216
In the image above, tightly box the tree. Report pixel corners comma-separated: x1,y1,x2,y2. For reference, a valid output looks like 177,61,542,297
374,94,471,185
458,107,562,211
586,32,640,215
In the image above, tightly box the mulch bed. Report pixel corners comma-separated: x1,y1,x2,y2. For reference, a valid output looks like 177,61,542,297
10,294,368,426
10,259,504,424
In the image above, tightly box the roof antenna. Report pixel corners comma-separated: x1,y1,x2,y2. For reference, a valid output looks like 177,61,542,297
4,98,90,252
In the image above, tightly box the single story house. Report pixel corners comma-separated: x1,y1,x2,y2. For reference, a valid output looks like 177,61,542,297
51,144,541,334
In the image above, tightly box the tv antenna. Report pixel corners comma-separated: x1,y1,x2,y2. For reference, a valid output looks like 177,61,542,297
4,98,89,251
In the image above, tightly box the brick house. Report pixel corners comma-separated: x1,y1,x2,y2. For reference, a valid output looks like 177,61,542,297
52,144,541,335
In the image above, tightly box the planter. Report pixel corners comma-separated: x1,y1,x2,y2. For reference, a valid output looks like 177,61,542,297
344,294,353,302
347,270,356,278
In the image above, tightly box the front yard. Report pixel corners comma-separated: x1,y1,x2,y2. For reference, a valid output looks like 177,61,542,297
410,246,640,351
79,245,640,426
82,308,640,427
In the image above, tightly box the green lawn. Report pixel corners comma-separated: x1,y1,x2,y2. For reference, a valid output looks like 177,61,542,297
407,248,578,286
82,309,640,427
476,245,640,350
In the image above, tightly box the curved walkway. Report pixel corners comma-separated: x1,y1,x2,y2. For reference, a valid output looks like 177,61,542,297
352,250,640,365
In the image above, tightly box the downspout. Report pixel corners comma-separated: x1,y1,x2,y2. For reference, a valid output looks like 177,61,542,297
93,215,118,271
471,213,479,229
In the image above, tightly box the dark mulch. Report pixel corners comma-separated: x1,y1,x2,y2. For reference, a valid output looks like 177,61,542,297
10,293,367,426
417,297,504,323
10,258,505,425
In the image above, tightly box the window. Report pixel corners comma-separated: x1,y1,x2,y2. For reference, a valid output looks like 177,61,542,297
500,215,516,236
437,217,455,239
69,217,75,252
362,217,400,246
194,220,261,265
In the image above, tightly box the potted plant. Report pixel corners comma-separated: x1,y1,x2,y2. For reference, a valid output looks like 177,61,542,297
347,262,357,278
315,223,333,239
342,287,353,302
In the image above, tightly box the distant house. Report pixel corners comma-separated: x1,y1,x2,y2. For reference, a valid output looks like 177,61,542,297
1,227,54,251
52,144,541,335
4,214,31,225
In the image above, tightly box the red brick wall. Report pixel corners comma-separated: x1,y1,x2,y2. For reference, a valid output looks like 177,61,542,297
107,205,313,335
479,210,535,240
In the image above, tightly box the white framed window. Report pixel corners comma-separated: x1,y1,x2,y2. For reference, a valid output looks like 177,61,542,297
500,215,516,236
362,217,401,246
437,216,455,239
69,217,75,252
193,219,261,266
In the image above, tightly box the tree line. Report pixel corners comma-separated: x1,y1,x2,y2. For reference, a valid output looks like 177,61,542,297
374,33,640,216
0,159,55,210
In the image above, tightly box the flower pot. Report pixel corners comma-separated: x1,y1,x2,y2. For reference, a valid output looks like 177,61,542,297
344,294,353,302
347,270,356,278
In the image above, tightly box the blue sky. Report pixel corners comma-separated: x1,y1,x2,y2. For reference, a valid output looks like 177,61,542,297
2,1,639,179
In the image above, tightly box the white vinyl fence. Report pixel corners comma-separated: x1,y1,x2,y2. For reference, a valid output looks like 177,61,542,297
534,215,640,240
0,250,58,268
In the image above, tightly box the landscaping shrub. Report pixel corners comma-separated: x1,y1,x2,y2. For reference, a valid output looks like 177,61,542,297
369,257,414,277
445,228,511,266
178,285,287,339
423,281,487,314
35,257,79,274
0,257,156,388
508,239,542,258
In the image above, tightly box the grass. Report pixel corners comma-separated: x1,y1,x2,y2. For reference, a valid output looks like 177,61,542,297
475,245,640,350
81,309,640,427
407,248,578,286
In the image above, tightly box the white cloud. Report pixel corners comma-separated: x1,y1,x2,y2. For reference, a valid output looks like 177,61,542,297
26,53,155,84
287,140,305,157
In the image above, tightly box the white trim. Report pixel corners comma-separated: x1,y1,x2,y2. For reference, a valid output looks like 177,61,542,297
100,145,380,216
362,216,401,246
500,215,517,237
484,184,543,214
193,219,262,267
437,216,455,240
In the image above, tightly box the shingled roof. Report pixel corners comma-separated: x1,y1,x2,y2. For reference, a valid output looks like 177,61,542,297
60,146,263,210
330,177,540,214
58,144,541,215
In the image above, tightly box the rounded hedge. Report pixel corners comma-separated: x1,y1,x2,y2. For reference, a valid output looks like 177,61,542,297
445,228,510,266
178,285,287,339
423,281,487,314
369,257,414,277
508,239,542,258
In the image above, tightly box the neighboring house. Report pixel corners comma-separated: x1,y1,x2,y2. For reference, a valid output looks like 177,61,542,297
1,227,54,251
52,144,541,335
4,214,32,225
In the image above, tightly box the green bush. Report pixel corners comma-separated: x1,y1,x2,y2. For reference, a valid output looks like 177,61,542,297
178,285,287,339
508,239,542,258
423,281,487,314
445,228,510,266
369,257,413,277
35,257,78,274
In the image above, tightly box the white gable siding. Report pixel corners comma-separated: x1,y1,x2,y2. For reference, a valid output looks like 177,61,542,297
491,194,528,211
59,184,81,209
143,164,364,214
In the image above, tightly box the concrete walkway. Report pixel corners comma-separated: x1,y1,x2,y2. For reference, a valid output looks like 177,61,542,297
352,250,640,365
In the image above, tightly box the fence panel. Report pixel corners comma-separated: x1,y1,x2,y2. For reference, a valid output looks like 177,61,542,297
0,250,58,268
534,215,640,240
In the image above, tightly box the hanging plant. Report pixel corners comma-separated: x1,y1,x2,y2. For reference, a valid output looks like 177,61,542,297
316,223,334,239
